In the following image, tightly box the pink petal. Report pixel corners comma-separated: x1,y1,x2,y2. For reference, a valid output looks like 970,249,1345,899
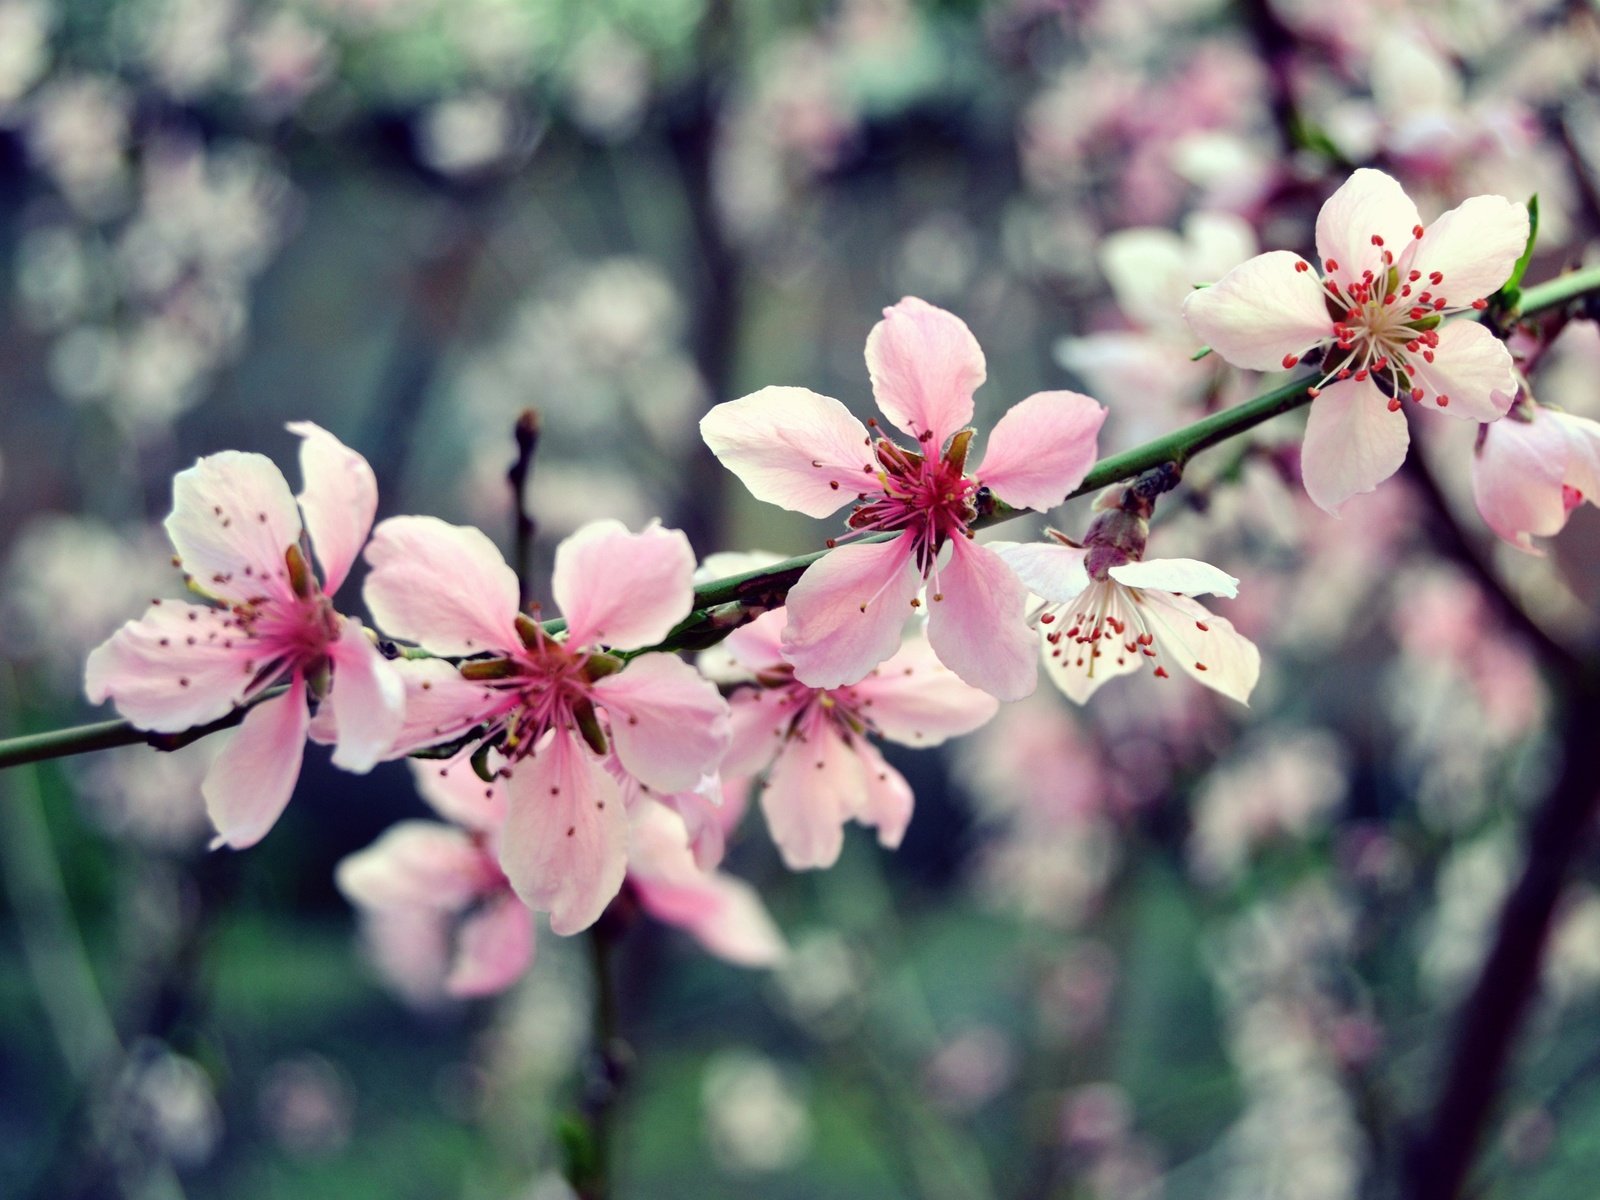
974,390,1107,511
760,727,854,870
1299,379,1411,514
410,758,508,833
498,732,628,935
782,537,921,689
927,538,1037,701
1411,196,1530,306
699,388,874,519
854,740,915,850
593,651,731,793
865,297,985,444
447,893,536,997
166,451,303,606
326,617,405,773
1470,410,1572,553
989,540,1090,602
715,608,788,678
335,820,494,912
1314,168,1422,288
1408,320,1516,422
203,676,310,849
363,516,521,656
1107,558,1240,598
85,602,251,731
288,421,378,596
1181,250,1332,372
1040,581,1142,704
553,520,696,651
723,687,799,777
386,658,504,758
1140,591,1261,705
849,634,999,748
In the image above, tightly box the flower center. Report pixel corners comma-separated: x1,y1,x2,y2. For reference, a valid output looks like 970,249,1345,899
458,618,613,763
845,429,978,572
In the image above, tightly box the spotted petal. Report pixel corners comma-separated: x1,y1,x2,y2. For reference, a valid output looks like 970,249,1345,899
700,388,874,519
865,297,985,445
782,536,921,689
289,422,378,596
166,451,303,605
1407,320,1516,422
364,516,521,656
1315,168,1422,289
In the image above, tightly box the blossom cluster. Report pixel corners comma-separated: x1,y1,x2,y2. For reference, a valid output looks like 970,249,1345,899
82,169,1570,999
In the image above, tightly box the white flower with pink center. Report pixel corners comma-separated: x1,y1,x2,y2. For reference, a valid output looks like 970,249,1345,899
704,608,999,870
995,528,1259,706
361,516,731,935
701,297,1106,700
1471,399,1600,554
1184,168,1528,513
85,422,403,850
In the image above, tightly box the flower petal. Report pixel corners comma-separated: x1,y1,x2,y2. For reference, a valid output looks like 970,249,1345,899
166,451,303,605
410,758,508,833
553,520,696,651
760,727,855,870
1315,168,1422,287
363,516,521,655
594,651,731,792
1181,250,1332,372
927,538,1037,701
865,297,985,444
85,602,252,731
203,676,310,849
1470,407,1571,553
447,893,536,998
1299,379,1411,514
989,541,1090,602
1108,557,1240,598
386,658,504,758
499,733,628,936
1140,591,1260,706
1408,320,1516,422
974,390,1106,511
850,634,1000,747
854,740,915,850
723,687,800,777
1411,195,1529,306
782,537,921,689
711,608,788,680
1040,581,1143,704
288,421,378,596
699,388,873,519
327,617,405,773
335,820,494,912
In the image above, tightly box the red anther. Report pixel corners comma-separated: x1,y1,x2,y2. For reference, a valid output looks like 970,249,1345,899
1308,386,1322,398
1382,250,1394,266
1472,299,1488,310
1371,234,1384,246
1354,369,1368,381
1154,666,1170,678
1137,633,1154,645
1195,662,1208,671
1383,293,1396,305
1282,353,1300,368
1143,648,1156,657
1400,286,1412,298
1417,292,1432,304
1433,298,1447,311
1195,621,1210,632
1039,613,1055,624
1294,260,1310,273
1347,308,1362,321
1372,357,1388,371
1065,626,1080,638
1325,258,1339,271
1338,369,1352,380
1387,398,1402,412
1429,271,1443,285
1407,340,1422,352
1413,224,1425,239
1436,394,1449,407
1411,387,1424,401
1408,270,1422,282
1422,350,1434,363
1410,307,1428,320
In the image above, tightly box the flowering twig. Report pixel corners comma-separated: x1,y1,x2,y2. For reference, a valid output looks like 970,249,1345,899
1,264,1596,774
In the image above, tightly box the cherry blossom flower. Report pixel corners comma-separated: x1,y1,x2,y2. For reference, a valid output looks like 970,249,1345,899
1471,399,1600,554
361,516,730,935
1183,168,1528,513
85,422,403,849
701,296,1106,700
336,761,783,1001
702,608,998,869
994,494,1259,705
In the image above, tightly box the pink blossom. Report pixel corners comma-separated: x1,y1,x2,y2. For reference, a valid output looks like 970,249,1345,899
1184,169,1527,512
995,534,1260,706
701,297,1105,700
1471,400,1600,554
361,516,730,935
85,423,403,849
703,608,998,869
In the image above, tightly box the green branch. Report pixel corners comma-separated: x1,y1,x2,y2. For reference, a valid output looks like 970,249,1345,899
2,262,1596,773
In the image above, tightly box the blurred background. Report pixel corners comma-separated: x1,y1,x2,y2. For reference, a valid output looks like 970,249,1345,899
3,0,1600,1197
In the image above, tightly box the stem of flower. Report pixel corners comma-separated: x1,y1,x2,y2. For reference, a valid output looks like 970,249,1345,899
2,263,1596,772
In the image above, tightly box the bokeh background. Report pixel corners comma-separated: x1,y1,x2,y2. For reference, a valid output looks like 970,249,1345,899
3,1,1600,1197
